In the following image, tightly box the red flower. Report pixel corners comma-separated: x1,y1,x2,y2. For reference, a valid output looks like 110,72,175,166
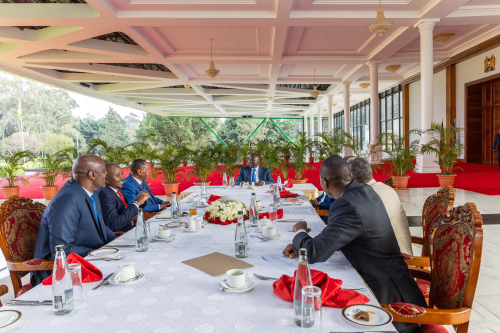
233,218,237,223
209,218,215,224
205,212,210,219
215,216,221,224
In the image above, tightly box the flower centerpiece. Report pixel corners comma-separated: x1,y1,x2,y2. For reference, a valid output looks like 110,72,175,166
204,197,248,225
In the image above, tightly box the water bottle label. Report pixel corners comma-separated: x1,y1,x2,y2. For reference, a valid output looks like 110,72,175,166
65,289,74,303
238,245,246,255
54,296,63,310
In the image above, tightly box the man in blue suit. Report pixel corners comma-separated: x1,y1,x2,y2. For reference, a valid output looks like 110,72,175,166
31,155,116,286
494,129,500,168
122,159,170,213
310,192,335,224
99,163,150,233
235,153,274,186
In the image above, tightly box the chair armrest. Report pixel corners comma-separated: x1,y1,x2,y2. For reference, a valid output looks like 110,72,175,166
411,236,424,245
409,267,431,281
7,259,53,271
381,304,471,325
0,285,8,297
406,256,430,268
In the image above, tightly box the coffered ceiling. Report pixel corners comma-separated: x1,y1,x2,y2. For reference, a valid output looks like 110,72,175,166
0,0,499,118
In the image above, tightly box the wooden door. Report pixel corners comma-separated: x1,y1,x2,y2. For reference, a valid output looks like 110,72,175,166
483,106,492,164
466,84,483,163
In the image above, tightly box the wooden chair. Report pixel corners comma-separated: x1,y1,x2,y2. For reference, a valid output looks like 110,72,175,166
0,285,8,307
0,196,53,297
382,203,483,333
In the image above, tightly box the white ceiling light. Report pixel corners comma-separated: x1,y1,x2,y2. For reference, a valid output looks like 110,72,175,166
368,0,393,37
205,39,220,78
310,69,320,98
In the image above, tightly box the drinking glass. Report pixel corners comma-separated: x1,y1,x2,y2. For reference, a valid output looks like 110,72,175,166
69,263,83,306
146,221,152,241
229,177,235,188
269,184,274,193
269,204,277,221
301,286,322,331
190,202,197,216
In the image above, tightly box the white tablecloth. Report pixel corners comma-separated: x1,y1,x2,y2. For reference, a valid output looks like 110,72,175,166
7,186,396,333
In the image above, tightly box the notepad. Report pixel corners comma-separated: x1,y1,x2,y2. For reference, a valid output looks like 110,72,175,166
157,211,171,219
182,252,253,276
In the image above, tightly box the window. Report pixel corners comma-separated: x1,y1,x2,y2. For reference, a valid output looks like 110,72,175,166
350,99,371,151
333,111,344,131
379,85,403,150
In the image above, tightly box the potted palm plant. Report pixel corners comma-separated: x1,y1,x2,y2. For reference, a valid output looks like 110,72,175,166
421,122,465,188
316,130,345,160
86,139,133,165
288,133,315,184
218,142,241,179
36,149,73,200
177,145,194,167
151,146,186,196
0,151,36,198
129,141,157,168
378,129,421,190
188,145,220,185
276,138,294,163
307,138,316,163
239,144,250,165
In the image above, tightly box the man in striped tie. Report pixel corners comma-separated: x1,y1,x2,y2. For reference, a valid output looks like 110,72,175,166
99,163,150,233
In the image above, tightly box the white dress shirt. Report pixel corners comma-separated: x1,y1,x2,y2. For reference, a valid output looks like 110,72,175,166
133,176,160,210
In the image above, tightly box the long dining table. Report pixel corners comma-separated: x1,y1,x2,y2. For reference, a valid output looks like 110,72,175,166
7,185,397,333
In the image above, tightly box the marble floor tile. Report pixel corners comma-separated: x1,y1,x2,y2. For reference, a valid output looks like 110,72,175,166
469,300,500,333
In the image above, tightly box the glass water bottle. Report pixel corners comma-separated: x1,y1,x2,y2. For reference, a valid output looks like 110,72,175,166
293,248,313,327
277,175,283,191
201,181,208,199
222,171,228,189
135,209,148,252
274,184,281,208
52,245,74,315
234,211,248,258
171,192,180,223
249,193,259,224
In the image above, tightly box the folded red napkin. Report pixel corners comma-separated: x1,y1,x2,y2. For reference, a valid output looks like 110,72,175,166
273,269,370,308
42,253,103,285
285,177,293,188
280,190,299,198
207,194,222,205
259,208,284,220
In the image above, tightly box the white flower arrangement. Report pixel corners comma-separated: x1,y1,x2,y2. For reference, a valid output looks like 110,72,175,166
205,197,248,224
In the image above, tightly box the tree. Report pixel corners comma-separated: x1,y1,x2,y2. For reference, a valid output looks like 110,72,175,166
97,107,129,147
1,132,39,155
44,133,75,156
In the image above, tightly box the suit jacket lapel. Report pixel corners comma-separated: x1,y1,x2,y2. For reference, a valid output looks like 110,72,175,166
128,174,157,204
85,195,105,241
143,183,157,204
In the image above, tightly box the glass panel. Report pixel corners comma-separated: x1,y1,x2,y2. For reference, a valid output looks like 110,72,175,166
381,121,386,134
387,95,393,120
393,92,400,119
380,98,386,121
393,118,399,137
366,104,370,125
387,118,392,133
323,117,329,133
361,105,365,124
357,108,361,126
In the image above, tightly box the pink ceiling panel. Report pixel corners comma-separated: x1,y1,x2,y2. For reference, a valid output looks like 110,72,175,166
184,63,265,77
285,64,345,78
105,0,275,12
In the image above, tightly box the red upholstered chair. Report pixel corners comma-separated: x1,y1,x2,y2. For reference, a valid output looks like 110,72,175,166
0,196,53,297
382,203,483,333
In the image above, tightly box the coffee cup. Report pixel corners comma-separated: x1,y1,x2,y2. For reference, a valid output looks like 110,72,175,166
155,228,171,239
113,264,136,283
262,226,276,238
188,217,198,231
194,218,203,230
226,269,250,289
258,218,272,232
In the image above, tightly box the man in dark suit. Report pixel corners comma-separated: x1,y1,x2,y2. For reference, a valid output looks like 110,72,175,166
235,153,274,186
99,163,150,233
122,159,170,213
283,156,426,333
31,155,116,286
494,129,500,168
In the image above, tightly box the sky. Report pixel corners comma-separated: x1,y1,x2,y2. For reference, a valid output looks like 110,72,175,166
0,71,145,120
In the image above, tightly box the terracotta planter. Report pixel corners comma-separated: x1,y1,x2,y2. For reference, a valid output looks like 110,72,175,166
242,159,247,165
41,185,59,200
308,157,314,163
284,157,290,163
437,174,456,188
291,178,308,184
181,161,187,167
393,176,410,190
162,182,180,196
2,186,20,199
194,181,211,186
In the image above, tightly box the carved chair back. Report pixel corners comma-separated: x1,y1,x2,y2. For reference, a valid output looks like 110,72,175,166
421,186,455,256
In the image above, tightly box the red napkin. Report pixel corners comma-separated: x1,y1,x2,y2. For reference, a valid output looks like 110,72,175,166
273,269,370,308
207,194,222,205
280,190,299,198
259,208,284,220
285,178,293,188
42,253,103,285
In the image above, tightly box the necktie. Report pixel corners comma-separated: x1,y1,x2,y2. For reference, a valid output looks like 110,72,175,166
90,195,100,227
252,168,256,183
117,190,128,208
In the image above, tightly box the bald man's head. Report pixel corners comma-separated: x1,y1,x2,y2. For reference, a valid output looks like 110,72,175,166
105,163,124,189
320,155,352,199
72,155,107,190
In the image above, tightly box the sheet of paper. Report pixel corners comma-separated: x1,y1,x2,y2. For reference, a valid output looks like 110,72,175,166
282,208,316,215
287,224,324,233
156,211,171,219
175,234,215,248
261,254,327,275
182,252,253,276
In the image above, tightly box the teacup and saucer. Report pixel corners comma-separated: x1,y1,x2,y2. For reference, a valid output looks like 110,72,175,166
218,269,255,293
184,216,204,232
153,227,175,242
109,264,144,285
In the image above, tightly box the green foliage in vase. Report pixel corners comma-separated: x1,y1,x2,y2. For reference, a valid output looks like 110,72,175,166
0,151,36,187
151,146,186,184
378,130,421,176
420,122,465,175
36,149,73,187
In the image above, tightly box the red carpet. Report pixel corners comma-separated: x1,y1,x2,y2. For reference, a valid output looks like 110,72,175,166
3,162,499,200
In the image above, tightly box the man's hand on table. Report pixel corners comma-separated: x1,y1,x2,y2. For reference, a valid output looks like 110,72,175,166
292,221,310,233
283,244,298,259
160,202,170,211
135,190,150,205
310,199,319,209
256,181,265,186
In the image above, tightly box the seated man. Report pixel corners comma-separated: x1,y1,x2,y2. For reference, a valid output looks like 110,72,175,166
310,192,335,224
235,153,274,186
31,155,116,286
347,157,413,255
122,159,170,213
99,163,151,233
283,156,426,333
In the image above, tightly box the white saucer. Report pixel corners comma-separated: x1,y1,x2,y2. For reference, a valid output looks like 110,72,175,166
152,235,176,242
256,233,281,240
89,248,118,258
183,226,204,232
218,279,255,293
108,272,145,285
0,310,22,329
342,304,393,327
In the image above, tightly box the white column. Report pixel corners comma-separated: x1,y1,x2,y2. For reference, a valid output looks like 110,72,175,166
303,114,308,137
343,82,352,156
368,61,382,164
327,95,333,133
309,112,314,140
316,104,322,141
416,19,441,173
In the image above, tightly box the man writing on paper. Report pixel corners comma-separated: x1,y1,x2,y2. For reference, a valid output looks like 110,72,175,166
235,153,274,186
282,156,426,333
